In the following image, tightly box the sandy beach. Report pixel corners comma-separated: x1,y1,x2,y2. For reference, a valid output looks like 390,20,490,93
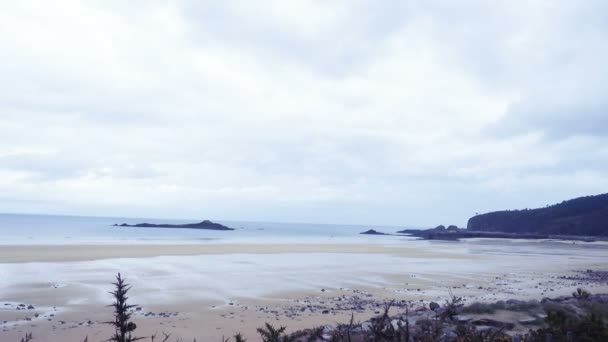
1,239,608,341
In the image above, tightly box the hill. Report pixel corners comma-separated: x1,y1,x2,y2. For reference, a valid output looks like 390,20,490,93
467,193,608,236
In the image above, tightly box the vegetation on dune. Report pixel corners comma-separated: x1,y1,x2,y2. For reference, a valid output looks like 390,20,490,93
14,274,608,342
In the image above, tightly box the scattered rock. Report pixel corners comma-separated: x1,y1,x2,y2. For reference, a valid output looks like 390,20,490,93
429,302,440,311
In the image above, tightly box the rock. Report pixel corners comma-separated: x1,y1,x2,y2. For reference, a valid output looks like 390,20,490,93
518,318,537,325
115,220,234,231
471,318,515,329
429,302,440,311
27,305,35,310
457,315,473,323
360,229,388,235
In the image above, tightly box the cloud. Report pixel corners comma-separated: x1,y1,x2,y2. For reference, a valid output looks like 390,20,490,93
0,1,607,225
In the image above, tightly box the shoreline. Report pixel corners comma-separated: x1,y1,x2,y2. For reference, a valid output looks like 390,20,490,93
0,242,474,263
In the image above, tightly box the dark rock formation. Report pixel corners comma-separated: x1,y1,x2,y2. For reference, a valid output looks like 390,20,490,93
429,302,440,311
398,225,463,241
114,220,234,231
467,193,608,236
360,229,388,235
397,227,599,242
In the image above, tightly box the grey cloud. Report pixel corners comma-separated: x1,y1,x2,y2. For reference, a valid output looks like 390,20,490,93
0,153,163,181
493,100,608,139
178,1,416,78
0,153,85,181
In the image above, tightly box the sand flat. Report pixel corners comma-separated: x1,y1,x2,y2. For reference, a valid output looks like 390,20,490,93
2,240,608,341
0,242,477,263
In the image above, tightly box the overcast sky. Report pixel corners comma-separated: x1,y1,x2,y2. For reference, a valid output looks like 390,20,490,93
1,1,607,226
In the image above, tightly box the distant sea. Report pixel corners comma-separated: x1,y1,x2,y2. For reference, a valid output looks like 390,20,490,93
0,213,412,245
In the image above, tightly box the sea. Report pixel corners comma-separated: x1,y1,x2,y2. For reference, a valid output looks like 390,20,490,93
3,213,608,260
0,213,414,245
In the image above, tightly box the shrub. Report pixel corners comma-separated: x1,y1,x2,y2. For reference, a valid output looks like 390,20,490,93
106,273,143,342
573,288,591,300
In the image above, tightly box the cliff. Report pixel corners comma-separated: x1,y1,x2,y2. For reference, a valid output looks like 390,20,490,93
467,193,608,236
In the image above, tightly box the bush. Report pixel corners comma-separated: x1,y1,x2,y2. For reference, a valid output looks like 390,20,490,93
573,288,591,300
106,273,143,342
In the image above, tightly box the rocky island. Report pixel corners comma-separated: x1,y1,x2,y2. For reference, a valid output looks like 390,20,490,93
113,220,234,231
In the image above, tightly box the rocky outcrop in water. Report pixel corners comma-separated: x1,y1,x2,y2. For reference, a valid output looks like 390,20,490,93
360,229,389,235
396,226,599,242
114,220,234,231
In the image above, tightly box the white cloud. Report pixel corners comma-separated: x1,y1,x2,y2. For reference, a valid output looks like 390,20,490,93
0,1,606,225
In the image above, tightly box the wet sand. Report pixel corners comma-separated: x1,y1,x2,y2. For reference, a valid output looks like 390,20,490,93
1,240,608,341
0,242,473,263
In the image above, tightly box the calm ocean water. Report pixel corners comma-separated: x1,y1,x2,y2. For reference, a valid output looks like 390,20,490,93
0,213,411,245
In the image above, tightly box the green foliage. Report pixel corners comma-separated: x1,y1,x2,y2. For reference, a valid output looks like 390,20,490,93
257,323,289,342
233,333,247,342
455,324,508,342
572,287,591,300
441,291,464,321
106,273,144,342
523,301,608,341
19,333,33,342
304,327,324,342
468,192,608,236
